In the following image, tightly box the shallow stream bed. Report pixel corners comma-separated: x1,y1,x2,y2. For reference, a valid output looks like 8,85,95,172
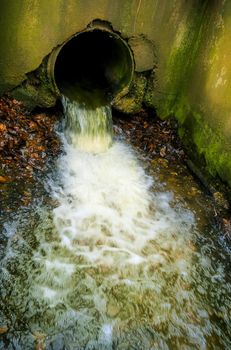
0,103,231,350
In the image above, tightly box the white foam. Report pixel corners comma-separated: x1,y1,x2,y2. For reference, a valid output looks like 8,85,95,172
41,287,58,299
29,101,202,346
45,259,75,275
3,99,229,348
101,323,113,340
52,138,194,270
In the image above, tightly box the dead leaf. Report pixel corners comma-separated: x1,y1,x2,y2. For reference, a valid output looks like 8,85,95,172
33,332,47,350
0,326,8,334
160,146,167,157
0,175,11,183
0,123,6,132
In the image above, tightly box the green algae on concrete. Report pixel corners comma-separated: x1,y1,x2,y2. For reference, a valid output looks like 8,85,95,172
11,57,57,109
173,96,231,188
113,72,147,114
148,1,231,188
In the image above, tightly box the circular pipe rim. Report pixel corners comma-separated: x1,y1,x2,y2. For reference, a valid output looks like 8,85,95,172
47,24,134,102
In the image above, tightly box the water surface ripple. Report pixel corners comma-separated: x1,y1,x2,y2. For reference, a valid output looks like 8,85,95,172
0,99,231,349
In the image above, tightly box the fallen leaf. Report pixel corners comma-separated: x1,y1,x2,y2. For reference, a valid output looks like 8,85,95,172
160,146,167,157
33,332,47,350
0,326,8,334
0,123,7,132
0,175,11,183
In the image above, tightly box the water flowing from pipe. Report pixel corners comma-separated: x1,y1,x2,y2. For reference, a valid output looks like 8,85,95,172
61,96,113,153
32,97,202,347
1,96,231,349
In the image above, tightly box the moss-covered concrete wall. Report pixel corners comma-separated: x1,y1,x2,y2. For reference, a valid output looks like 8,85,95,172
150,1,231,187
1,0,231,187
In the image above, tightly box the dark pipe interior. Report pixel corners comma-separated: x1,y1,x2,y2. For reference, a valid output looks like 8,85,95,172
54,29,133,106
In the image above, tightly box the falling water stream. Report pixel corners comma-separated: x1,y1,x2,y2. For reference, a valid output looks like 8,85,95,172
0,97,231,349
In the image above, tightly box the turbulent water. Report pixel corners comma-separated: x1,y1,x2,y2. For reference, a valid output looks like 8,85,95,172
1,97,231,349
62,96,112,153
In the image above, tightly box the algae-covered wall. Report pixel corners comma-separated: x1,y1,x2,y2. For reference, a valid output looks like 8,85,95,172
1,0,231,187
151,1,231,187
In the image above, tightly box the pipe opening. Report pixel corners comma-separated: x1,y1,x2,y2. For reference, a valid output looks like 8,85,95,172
54,29,134,107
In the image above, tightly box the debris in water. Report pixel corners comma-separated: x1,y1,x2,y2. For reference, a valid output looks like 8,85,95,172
0,175,11,183
0,326,8,334
33,332,47,350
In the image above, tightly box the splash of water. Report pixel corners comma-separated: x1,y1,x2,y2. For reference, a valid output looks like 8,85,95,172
62,96,113,153
52,97,193,269
1,97,231,349
32,98,202,347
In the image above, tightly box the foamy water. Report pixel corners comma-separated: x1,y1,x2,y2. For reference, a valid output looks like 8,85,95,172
1,99,231,349
31,100,204,348
62,96,112,153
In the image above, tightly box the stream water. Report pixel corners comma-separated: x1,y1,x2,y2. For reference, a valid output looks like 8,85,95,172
0,98,231,349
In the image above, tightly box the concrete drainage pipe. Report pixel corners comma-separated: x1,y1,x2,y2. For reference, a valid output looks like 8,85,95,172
48,24,134,106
